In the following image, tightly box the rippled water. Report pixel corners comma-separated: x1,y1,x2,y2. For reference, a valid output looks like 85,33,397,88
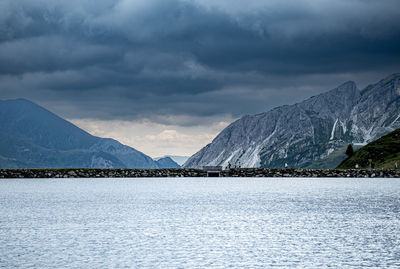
1,178,400,268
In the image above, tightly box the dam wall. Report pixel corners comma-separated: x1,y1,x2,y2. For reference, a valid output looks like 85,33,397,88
1,168,399,178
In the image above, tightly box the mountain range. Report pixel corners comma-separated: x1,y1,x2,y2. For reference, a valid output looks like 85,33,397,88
2,73,399,170
0,99,179,169
184,73,400,169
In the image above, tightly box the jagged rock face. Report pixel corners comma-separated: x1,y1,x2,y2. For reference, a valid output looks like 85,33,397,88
184,73,400,169
349,74,400,142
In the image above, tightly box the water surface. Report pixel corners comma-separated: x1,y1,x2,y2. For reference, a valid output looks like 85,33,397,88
1,178,399,268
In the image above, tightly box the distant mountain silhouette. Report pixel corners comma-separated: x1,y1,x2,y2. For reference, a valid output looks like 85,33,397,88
0,99,159,168
155,155,189,166
155,157,180,168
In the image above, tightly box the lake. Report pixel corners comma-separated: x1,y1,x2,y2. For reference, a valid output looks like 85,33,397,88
1,178,399,268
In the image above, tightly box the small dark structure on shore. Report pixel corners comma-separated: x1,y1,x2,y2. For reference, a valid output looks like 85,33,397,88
203,166,223,177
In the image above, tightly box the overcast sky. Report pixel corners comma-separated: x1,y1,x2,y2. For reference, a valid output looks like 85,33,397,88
1,0,400,157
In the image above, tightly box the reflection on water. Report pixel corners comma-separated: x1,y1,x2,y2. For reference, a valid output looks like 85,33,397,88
1,178,400,268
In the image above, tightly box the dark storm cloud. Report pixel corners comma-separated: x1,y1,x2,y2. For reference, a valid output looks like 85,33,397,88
1,0,400,124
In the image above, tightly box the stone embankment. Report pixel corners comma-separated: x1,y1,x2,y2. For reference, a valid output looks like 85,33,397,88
0,168,399,178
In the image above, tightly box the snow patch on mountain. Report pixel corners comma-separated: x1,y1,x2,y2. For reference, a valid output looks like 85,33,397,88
392,113,400,127
330,118,339,140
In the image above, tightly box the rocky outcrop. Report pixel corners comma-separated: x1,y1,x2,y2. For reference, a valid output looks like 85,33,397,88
184,73,400,169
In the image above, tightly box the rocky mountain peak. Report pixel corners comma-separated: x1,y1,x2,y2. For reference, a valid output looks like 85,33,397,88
297,80,360,120
184,73,400,169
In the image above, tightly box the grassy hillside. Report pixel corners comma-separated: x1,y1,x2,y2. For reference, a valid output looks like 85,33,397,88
337,128,400,169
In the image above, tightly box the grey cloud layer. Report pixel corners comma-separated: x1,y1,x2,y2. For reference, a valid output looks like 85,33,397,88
1,0,400,123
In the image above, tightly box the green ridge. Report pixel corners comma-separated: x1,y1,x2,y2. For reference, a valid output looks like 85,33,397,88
337,128,400,169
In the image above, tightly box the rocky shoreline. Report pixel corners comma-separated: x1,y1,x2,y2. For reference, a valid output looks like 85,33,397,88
0,168,399,178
